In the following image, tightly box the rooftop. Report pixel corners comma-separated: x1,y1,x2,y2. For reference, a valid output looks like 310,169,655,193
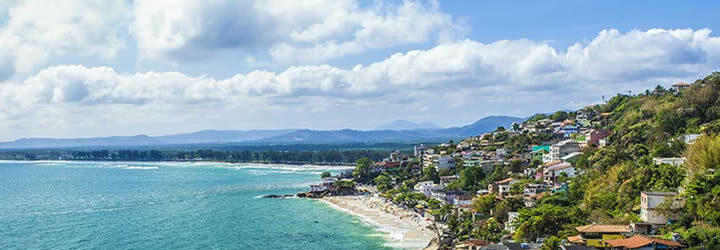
494,177,515,184
575,224,631,233
641,191,678,196
606,234,684,248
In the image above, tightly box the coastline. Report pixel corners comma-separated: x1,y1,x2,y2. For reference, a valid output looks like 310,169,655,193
0,159,355,169
319,195,437,250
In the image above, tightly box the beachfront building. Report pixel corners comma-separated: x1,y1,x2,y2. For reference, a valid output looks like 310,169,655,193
309,184,328,192
569,224,631,248
640,191,685,225
321,177,337,185
652,157,686,166
415,181,443,198
550,140,581,161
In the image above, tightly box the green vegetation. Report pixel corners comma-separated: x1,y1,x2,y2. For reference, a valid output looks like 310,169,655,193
0,148,393,164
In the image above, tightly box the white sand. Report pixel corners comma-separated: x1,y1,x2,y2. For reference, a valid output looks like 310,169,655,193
320,195,437,250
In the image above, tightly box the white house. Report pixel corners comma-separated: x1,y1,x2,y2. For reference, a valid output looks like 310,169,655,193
321,177,337,185
640,191,685,224
524,183,549,196
652,157,686,166
489,178,519,198
684,134,701,145
543,162,575,185
310,184,328,192
550,140,581,161
437,155,455,172
506,212,520,233
452,195,474,206
496,148,508,156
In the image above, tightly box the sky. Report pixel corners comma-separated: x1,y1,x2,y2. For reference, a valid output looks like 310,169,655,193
0,0,719,141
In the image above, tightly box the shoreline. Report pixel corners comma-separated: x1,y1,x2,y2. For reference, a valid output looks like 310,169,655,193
319,195,436,250
0,159,355,168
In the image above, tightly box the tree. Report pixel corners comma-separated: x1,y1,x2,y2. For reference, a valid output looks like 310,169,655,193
374,174,393,192
684,134,720,182
320,171,331,178
472,195,496,215
421,166,440,183
541,236,561,250
353,157,374,183
513,204,586,242
473,218,504,242
458,166,485,191
550,111,568,122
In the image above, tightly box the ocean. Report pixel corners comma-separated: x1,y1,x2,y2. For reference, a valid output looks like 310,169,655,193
0,161,394,250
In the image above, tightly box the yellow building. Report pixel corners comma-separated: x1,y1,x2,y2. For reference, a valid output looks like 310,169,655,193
569,224,631,247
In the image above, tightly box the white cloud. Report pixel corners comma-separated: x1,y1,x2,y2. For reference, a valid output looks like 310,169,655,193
1,28,720,139
131,0,463,63
0,0,129,80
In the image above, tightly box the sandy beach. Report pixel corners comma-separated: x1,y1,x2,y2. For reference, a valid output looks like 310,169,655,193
320,195,437,250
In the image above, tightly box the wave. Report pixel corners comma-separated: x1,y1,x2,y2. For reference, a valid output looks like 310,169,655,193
124,166,159,170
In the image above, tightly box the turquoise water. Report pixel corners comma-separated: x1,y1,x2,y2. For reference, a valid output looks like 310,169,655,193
0,161,393,250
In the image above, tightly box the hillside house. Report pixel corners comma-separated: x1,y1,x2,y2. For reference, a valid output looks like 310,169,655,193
543,161,575,185
550,140,581,161
570,224,631,248
652,157,685,166
437,155,455,172
588,129,610,145
683,134,700,144
439,175,458,186
640,191,685,225
488,178,518,198
606,234,684,249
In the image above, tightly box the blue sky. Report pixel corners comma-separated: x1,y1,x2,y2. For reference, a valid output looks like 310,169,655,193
0,0,719,140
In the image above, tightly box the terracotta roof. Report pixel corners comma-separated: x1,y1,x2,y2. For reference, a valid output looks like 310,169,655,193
673,82,690,86
495,178,515,184
567,235,584,243
457,239,489,247
546,162,572,171
542,160,562,167
575,224,631,233
605,234,684,248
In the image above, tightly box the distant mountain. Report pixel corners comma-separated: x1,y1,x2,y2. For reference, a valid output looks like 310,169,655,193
374,120,442,131
442,115,525,137
0,115,525,149
0,130,298,149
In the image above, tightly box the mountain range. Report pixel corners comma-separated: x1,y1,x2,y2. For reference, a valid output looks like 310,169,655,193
373,120,442,130
0,116,524,149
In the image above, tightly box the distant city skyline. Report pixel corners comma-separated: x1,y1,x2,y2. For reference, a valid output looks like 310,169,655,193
1,0,720,140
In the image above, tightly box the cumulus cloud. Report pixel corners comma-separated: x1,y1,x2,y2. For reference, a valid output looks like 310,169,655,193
132,0,463,63
1,28,719,139
0,0,129,80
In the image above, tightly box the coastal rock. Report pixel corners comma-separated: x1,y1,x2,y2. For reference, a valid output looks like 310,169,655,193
262,194,295,198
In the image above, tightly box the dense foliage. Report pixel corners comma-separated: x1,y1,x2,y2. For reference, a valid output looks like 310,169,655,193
0,148,393,164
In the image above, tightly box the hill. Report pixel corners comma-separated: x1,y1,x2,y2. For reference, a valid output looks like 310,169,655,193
374,120,442,130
